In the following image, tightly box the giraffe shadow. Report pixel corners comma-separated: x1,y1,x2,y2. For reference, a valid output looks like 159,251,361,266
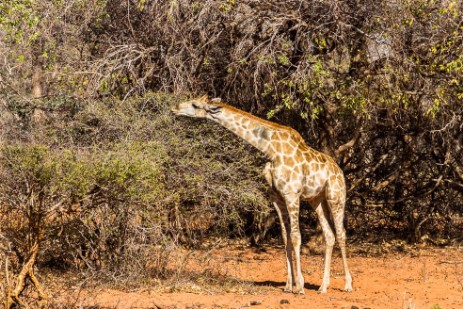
252,280,319,292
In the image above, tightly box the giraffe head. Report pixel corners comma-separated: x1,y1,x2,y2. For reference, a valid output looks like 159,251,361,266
172,95,223,119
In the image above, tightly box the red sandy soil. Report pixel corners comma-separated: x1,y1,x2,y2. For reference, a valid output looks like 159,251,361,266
55,245,463,309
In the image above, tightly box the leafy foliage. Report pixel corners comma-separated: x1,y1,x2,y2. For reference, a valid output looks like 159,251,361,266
0,93,269,287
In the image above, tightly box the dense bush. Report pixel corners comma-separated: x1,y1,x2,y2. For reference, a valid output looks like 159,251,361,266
2,2,461,236
0,92,266,276
73,0,462,243
0,92,272,306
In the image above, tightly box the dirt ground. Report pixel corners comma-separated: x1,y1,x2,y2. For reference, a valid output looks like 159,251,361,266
54,244,463,309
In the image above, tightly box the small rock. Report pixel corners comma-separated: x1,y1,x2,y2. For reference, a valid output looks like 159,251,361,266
280,299,290,304
351,306,359,309
249,301,262,306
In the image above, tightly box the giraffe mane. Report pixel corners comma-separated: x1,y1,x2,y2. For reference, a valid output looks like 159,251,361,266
211,101,308,146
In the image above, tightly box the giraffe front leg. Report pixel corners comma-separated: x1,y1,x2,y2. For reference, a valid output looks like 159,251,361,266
283,234,294,293
288,212,305,294
270,192,293,292
284,194,305,294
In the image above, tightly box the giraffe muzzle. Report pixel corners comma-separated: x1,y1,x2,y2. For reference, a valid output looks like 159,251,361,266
171,107,179,115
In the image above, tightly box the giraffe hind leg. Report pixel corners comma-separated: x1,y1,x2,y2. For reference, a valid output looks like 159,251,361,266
312,199,335,294
324,175,353,293
331,204,353,292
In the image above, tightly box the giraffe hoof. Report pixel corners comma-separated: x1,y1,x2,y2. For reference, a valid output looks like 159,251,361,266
344,280,353,292
317,287,327,294
295,289,305,295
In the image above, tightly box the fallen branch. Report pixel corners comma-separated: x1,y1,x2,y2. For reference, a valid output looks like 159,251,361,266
439,260,463,265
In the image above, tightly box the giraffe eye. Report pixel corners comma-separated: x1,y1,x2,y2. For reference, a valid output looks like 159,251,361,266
192,103,199,109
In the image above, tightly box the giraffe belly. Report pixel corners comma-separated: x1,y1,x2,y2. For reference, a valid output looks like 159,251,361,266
301,177,325,199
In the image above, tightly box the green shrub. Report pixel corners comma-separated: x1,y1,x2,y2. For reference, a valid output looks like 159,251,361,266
0,92,271,290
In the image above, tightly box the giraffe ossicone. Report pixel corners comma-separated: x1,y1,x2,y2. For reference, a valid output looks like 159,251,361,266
172,95,353,294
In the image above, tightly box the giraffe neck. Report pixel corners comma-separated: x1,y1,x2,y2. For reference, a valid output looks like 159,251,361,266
207,103,290,159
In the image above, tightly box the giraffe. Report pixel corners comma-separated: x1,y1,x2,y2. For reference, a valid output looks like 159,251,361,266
172,95,353,294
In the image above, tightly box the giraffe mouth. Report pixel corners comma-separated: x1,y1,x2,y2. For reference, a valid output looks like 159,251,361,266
171,109,189,116
171,108,197,118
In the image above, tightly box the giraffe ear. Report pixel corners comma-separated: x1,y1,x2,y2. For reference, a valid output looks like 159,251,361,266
211,97,222,103
199,94,209,101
